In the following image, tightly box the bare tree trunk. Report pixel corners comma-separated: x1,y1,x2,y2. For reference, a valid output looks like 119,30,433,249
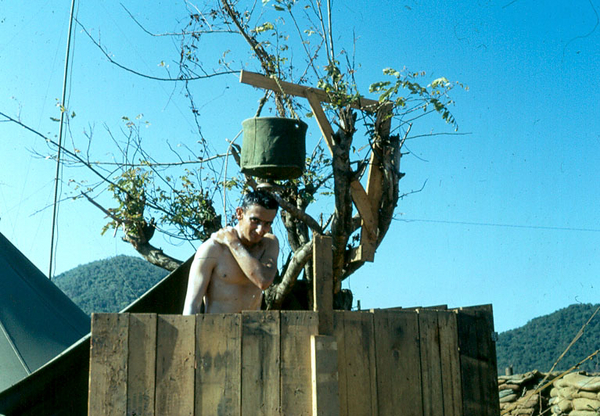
330,107,357,291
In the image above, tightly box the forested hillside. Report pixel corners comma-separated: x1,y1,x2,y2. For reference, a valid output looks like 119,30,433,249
54,255,169,315
496,303,600,375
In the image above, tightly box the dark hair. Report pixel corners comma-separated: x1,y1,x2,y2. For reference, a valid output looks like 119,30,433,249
240,190,279,211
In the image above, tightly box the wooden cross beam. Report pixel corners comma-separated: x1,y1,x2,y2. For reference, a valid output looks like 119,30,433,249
240,70,389,262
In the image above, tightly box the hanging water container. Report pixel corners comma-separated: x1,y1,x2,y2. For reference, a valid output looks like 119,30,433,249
241,117,308,180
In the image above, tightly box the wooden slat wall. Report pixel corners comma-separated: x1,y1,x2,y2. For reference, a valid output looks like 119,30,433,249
88,307,498,416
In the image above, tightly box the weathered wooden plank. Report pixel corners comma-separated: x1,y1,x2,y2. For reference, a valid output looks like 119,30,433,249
456,309,481,415
239,70,379,110
332,312,349,416
456,305,499,416
88,313,129,416
305,90,336,155
349,179,377,241
418,310,444,416
373,310,423,416
311,334,340,416
471,306,499,416
127,313,157,416
155,315,195,416
335,311,378,416
241,311,281,415
353,151,383,263
438,311,463,416
312,234,334,335
280,311,319,415
195,313,241,416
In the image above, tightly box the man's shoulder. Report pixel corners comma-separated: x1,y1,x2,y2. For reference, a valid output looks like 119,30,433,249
262,233,279,250
195,238,224,258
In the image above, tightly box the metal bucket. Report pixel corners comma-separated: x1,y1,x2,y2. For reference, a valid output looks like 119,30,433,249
241,117,307,180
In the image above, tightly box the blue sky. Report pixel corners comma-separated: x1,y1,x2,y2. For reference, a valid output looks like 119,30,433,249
1,0,599,333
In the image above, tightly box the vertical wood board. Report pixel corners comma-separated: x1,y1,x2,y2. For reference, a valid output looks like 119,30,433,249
456,306,499,416
438,311,463,416
241,311,281,415
280,311,319,416
418,310,444,416
335,311,378,416
195,314,241,416
310,335,340,416
88,313,129,416
127,313,157,416
332,313,349,416
457,311,481,415
373,310,423,416
155,315,195,416
472,307,499,416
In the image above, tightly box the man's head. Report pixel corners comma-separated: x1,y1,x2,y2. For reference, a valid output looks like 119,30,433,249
239,190,279,211
235,190,279,246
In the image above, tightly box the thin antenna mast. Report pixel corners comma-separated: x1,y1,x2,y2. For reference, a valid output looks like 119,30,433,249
49,0,77,280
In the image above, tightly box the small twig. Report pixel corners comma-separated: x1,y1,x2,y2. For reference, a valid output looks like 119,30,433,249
75,18,237,82
121,3,236,37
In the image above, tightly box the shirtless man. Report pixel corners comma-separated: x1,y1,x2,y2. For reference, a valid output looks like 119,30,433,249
182,190,279,314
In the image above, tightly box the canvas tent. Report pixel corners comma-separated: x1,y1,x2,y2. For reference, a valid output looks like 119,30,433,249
0,232,90,393
0,244,193,416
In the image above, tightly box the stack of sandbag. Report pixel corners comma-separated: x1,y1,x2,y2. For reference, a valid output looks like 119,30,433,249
549,372,600,415
498,370,548,415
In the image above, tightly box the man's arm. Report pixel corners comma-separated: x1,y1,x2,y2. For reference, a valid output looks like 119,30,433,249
213,227,279,291
182,241,219,315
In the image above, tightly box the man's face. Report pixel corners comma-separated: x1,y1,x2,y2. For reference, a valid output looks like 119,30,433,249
236,204,277,245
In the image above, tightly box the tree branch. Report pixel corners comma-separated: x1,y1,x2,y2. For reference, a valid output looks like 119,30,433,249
75,18,237,82
266,240,313,309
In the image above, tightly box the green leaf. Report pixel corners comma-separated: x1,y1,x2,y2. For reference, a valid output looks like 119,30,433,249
430,77,449,88
253,22,275,33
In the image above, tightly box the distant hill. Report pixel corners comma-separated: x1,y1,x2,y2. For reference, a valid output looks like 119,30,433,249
496,303,600,374
54,255,169,315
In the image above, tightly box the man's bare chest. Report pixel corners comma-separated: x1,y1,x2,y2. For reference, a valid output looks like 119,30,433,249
213,244,265,285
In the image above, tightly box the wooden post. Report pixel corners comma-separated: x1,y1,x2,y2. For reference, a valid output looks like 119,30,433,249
311,234,340,416
312,234,334,335
311,334,340,416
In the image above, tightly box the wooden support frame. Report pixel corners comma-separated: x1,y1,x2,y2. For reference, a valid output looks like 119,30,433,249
240,70,392,263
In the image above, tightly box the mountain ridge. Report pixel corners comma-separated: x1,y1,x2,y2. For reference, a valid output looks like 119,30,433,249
54,254,169,315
